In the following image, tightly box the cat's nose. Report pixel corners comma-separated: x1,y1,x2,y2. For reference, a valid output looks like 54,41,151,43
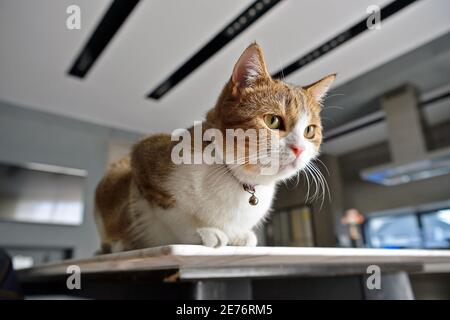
289,145,303,157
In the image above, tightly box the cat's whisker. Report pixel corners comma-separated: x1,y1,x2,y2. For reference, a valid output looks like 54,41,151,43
320,117,336,125
295,170,301,188
304,172,310,203
311,161,330,201
307,164,321,200
324,93,345,99
306,164,321,203
206,165,236,189
308,166,319,203
204,163,228,181
307,161,330,208
314,158,330,176
302,167,311,203
322,105,344,111
308,165,321,202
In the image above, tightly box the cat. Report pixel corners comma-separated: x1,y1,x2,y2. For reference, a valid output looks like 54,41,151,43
94,43,335,252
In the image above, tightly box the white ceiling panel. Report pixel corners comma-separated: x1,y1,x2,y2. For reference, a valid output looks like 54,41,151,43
0,0,449,135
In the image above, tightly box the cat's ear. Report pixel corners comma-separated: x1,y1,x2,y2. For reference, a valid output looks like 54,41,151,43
304,74,336,102
231,43,271,93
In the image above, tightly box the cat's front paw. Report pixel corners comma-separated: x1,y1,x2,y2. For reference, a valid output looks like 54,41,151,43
197,228,229,248
230,231,258,247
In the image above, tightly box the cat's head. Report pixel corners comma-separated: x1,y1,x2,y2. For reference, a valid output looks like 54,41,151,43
208,43,335,185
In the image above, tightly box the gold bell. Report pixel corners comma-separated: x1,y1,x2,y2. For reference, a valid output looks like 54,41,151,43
249,194,259,206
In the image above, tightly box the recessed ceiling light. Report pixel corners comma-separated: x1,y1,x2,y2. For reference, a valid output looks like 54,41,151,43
148,0,283,100
272,0,420,80
68,0,141,78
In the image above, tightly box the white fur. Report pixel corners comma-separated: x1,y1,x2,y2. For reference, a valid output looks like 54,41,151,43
278,112,320,179
126,162,276,249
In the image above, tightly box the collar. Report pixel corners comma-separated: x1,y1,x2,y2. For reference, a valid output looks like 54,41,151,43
225,164,259,206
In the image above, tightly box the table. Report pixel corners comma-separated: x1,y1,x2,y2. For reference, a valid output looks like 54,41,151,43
18,245,450,299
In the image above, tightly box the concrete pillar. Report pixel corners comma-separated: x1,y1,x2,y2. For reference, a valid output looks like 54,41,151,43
381,85,426,163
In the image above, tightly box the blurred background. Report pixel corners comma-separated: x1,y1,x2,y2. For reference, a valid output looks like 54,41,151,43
0,0,449,272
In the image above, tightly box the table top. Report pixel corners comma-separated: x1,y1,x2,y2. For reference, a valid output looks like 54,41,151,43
19,245,450,280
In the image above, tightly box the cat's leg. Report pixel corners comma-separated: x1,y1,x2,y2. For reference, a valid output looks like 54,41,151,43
230,230,258,247
196,228,229,248
110,240,126,253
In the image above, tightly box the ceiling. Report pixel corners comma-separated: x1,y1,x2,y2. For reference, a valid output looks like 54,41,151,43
1,0,450,134
324,31,450,131
321,31,450,156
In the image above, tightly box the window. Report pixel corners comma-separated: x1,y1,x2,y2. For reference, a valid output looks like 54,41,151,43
264,206,315,247
421,209,450,248
365,213,421,248
364,206,450,249
0,162,86,226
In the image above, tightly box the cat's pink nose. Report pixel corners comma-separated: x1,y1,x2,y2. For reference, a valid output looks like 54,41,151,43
290,145,303,157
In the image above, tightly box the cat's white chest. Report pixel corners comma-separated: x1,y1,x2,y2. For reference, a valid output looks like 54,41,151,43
166,164,276,236
131,164,276,247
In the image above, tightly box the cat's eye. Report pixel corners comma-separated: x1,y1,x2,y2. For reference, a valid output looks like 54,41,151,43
264,114,283,130
304,125,317,139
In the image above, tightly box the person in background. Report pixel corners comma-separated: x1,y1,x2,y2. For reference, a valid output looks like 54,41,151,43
341,209,365,248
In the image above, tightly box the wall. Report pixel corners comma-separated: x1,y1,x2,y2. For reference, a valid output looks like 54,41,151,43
0,100,141,258
338,141,450,215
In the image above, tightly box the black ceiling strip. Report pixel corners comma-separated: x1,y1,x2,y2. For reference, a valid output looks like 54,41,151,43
272,0,419,79
68,0,141,78
148,0,283,100
421,91,450,106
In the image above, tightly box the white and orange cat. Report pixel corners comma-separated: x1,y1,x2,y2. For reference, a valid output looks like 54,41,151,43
95,43,335,252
